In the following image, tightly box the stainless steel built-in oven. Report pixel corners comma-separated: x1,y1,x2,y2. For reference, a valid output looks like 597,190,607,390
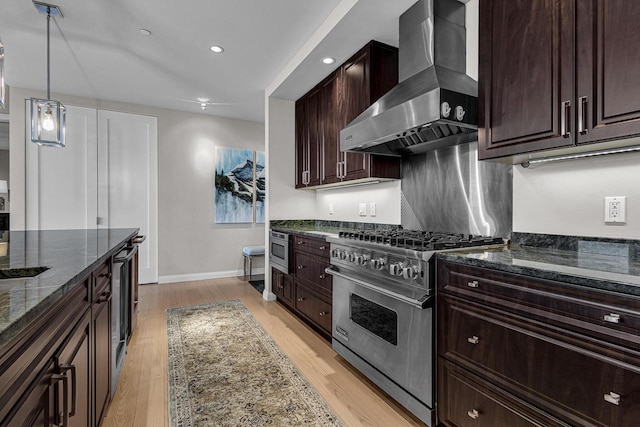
269,230,290,274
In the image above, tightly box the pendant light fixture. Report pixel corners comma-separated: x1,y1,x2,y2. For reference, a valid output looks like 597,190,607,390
30,1,66,147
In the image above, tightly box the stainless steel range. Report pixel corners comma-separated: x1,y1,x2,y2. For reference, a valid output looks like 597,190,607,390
325,229,505,426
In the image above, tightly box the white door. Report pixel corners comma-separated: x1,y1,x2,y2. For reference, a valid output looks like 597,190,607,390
98,110,158,284
26,104,98,230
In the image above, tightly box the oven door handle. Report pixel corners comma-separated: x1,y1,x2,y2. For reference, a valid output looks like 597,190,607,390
324,267,432,309
114,245,138,264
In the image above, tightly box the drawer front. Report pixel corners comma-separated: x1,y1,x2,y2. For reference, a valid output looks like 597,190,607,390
294,252,332,294
92,260,112,301
438,260,640,350
439,295,640,427
293,234,330,258
295,285,332,334
438,359,566,427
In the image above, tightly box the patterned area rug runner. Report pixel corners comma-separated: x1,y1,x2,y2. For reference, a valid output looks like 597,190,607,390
167,300,343,426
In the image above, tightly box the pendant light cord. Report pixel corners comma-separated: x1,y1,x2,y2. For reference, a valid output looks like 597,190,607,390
46,6,51,100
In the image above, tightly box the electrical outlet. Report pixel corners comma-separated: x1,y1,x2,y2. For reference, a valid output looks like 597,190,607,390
358,203,367,216
370,202,376,217
605,196,626,223
329,203,334,215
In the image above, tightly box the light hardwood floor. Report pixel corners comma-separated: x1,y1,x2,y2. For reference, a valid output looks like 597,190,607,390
103,277,424,427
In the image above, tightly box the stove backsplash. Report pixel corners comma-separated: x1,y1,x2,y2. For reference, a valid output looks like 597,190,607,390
401,141,512,238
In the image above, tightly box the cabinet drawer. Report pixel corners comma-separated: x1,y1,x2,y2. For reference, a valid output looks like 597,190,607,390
438,260,640,350
92,260,112,300
439,295,640,427
295,285,332,334
438,359,566,427
271,268,293,306
294,252,332,294
293,235,330,258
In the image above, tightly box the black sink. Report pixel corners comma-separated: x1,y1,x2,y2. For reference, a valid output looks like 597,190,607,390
0,266,50,279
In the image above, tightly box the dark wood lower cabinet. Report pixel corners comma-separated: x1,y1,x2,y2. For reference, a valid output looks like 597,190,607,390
437,260,640,427
272,233,332,341
1,254,121,427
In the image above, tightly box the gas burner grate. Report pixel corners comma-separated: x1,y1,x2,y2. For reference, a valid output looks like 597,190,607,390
338,229,505,251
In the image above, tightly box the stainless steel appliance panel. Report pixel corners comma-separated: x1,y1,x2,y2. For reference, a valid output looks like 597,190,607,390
332,273,434,409
269,230,290,274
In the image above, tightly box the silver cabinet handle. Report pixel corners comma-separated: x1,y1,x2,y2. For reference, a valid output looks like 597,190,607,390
297,265,305,270
561,100,571,137
467,280,479,288
604,392,621,405
59,364,77,417
51,373,69,427
603,313,621,323
319,311,328,316
578,96,588,134
297,297,305,302
319,274,325,279
467,409,479,419
297,240,304,245
319,245,326,250
468,336,479,345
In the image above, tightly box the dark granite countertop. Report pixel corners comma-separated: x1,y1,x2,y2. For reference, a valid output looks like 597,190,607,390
270,219,398,239
0,228,139,347
437,233,640,297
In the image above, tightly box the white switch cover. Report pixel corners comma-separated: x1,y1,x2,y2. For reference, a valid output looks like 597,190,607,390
605,196,626,223
329,203,334,215
358,203,367,216
370,202,376,217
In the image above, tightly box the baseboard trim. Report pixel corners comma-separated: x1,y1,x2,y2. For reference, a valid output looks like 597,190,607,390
158,268,265,284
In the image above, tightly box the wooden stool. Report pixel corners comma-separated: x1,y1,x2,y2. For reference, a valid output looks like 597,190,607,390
242,245,265,280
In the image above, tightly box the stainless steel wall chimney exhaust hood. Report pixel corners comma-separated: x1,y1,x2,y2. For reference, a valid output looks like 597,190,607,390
340,0,477,157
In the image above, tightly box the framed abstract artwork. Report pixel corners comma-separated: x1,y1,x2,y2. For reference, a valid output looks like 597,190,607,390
214,147,254,223
255,151,265,223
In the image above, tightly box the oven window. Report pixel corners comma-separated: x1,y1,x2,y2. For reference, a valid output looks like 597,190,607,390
271,242,285,259
350,294,398,346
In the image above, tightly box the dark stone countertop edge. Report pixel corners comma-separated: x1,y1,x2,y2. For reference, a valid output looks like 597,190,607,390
0,229,138,348
270,219,400,239
436,249,640,298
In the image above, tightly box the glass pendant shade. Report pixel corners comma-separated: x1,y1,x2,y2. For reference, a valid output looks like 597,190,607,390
30,97,66,147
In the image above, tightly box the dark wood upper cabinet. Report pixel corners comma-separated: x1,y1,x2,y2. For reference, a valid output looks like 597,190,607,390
479,0,640,161
295,41,401,188
576,0,640,145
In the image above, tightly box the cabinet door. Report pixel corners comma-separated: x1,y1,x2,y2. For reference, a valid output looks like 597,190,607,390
341,49,370,180
56,311,91,427
305,88,322,187
93,286,112,426
478,0,575,159
576,0,640,144
295,99,307,189
321,71,343,185
1,359,56,427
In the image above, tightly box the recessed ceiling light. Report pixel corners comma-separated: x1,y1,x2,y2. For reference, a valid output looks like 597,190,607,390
322,57,336,65
139,29,152,36
210,45,224,53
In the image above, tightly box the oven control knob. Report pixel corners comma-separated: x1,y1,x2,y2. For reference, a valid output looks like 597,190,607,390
354,254,369,266
370,258,386,270
331,248,340,258
338,250,348,260
348,252,357,263
402,265,420,280
389,262,405,276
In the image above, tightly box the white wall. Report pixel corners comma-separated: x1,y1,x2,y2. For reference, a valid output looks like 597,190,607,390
9,87,265,281
315,181,401,224
513,151,640,239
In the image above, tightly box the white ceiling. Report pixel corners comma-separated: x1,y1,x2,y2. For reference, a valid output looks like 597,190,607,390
0,0,416,123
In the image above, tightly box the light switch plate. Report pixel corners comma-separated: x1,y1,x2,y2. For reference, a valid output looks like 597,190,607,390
605,196,626,223
370,202,376,217
329,203,334,215
358,203,367,216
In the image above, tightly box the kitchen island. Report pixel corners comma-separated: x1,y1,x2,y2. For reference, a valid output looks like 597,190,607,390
436,233,640,427
0,228,139,427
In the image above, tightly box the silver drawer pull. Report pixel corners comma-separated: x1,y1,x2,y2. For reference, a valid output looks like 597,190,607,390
468,336,479,345
297,297,305,302
319,245,326,250
467,409,479,419
297,265,305,270
319,311,328,316
603,313,621,323
604,392,621,405
467,280,479,288
319,274,325,279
